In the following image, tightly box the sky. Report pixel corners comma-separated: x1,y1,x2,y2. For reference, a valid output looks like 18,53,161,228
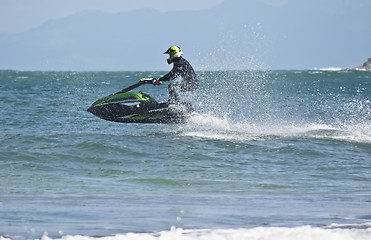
0,0,224,33
0,0,370,70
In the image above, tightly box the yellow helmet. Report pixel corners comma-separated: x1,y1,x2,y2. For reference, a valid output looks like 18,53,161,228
164,46,183,64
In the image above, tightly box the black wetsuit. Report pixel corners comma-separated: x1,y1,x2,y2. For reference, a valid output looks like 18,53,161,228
159,57,198,104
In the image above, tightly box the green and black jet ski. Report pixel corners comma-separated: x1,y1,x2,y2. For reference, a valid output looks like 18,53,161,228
87,78,194,123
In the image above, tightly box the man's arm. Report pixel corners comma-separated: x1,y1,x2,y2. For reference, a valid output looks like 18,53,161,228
159,67,180,82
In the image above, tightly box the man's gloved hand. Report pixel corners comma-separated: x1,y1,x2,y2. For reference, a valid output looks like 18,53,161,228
152,78,162,86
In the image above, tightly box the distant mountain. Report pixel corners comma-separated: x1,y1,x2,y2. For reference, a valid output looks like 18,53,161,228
354,58,371,70
1,0,370,70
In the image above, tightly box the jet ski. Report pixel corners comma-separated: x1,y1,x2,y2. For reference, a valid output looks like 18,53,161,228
87,78,194,123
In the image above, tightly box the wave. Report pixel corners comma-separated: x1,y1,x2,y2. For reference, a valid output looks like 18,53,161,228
314,67,343,71
181,113,371,143
34,225,371,240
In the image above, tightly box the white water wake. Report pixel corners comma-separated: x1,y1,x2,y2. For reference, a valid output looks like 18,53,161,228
38,225,371,240
181,113,371,143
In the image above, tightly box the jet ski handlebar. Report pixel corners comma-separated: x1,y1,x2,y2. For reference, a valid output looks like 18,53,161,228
115,78,156,94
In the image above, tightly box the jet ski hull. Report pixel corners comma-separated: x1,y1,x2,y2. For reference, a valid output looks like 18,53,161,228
87,92,194,123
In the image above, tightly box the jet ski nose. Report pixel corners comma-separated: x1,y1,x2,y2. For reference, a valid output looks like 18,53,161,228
87,106,94,113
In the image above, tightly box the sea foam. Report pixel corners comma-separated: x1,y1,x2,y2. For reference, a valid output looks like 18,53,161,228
39,226,371,240
182,113,371,143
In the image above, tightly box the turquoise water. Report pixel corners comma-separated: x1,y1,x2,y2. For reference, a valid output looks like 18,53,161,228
1,70,371,240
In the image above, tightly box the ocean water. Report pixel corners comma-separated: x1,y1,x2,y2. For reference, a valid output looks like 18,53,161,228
0,70,370,240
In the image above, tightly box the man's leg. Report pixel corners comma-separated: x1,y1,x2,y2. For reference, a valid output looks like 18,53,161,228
168,83,180,104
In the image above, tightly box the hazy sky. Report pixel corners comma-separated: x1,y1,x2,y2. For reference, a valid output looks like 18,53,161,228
0,0,300,33
1,0,370,70
0,0,224,33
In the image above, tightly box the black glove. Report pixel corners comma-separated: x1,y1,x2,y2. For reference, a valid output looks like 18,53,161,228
152,78,162,85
